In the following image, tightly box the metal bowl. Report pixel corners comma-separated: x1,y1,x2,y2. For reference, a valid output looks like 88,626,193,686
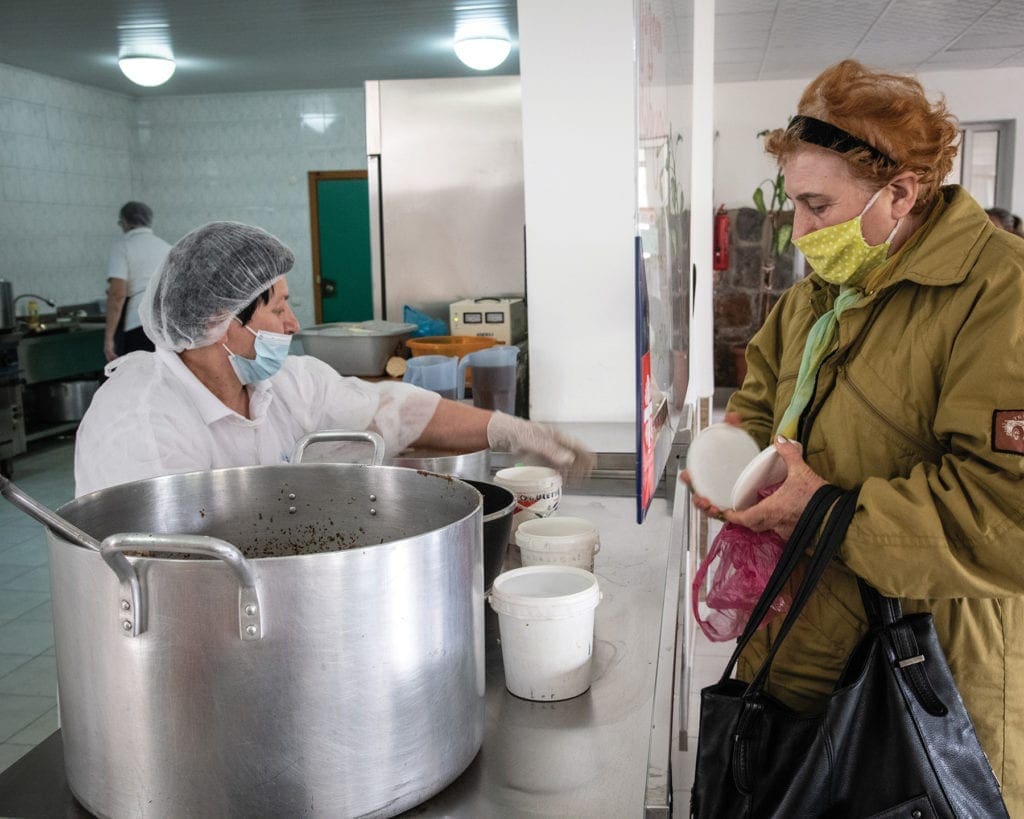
294,320,417,376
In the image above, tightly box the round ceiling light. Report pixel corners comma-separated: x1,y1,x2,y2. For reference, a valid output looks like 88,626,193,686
118,56,176,87
453,36,512,71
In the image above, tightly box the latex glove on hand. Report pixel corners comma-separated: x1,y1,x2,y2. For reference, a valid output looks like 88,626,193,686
725,436,828,540
486,411,596,480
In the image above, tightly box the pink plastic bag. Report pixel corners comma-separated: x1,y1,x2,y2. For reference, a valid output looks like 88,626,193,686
691,522,789,642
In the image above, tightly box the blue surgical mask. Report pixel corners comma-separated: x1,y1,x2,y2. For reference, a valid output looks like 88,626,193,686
223,324,292,384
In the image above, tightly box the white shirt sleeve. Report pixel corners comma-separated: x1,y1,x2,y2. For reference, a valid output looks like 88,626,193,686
274,356,441,458
107,236,129,282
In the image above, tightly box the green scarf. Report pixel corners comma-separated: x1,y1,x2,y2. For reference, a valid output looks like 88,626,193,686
776,286,861,440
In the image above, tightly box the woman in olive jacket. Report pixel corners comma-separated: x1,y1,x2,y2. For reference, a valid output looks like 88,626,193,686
693,60,1024,812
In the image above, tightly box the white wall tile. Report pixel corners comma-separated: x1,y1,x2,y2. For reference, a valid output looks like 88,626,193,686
0,63,134,304
0,63,370,320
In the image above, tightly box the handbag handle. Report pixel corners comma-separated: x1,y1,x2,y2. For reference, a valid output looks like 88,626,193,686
718,482,949,717
857,580,948,717
744,488,859,693
717,484,844,683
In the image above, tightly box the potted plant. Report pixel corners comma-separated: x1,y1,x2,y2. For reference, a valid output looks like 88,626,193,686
732,128,795,384
752,128,794,321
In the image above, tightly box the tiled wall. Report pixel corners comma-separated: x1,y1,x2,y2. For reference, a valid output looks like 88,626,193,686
0,63,135,313
0,62,367,328
134,88,367,327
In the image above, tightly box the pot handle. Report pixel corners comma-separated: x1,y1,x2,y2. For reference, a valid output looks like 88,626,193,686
291,430,385,465
99,533,263,641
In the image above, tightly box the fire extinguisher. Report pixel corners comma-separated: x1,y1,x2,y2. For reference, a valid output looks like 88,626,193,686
713,205,731,271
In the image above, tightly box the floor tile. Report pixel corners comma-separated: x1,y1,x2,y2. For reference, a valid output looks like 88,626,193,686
0,741,32,773
0,655,56,697
0,618,54,655
0,653,33,676
18,600,51,623
0,520,49,550
0,564,34,588
0,591,49,624
0,538,49,568
1,566,52,593
0,693,56,742
4,706,57,745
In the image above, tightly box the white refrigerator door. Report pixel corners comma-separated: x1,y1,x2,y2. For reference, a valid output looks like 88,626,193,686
366,76,526,322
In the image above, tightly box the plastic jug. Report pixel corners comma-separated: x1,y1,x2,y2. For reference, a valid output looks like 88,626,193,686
403,355,459,399
458,345,519,413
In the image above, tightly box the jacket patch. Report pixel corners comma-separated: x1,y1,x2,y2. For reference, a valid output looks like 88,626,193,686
993,410,1024,454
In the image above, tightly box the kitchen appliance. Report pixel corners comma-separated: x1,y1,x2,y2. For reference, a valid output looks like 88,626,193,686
449,297,526,345
17,457,484,818
33,378,99,423
0,281,14,331
365,77,525,324
294,319,416,376
0,333,25,473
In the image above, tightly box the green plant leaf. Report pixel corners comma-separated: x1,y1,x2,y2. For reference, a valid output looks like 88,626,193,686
776,222,793,255
753,187,766,214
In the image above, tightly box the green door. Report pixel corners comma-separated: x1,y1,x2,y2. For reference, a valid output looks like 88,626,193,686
310,172,373,323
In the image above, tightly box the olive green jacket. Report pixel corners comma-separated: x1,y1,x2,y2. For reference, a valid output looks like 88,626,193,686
728,186,1024,812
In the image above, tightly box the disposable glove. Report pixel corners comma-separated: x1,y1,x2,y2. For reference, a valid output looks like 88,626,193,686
486,411,596,480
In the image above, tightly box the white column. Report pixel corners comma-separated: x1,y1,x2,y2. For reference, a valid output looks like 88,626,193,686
687,0,716,401
517,0,637,425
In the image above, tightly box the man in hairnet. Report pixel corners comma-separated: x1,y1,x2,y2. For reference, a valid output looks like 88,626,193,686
74,222,593,496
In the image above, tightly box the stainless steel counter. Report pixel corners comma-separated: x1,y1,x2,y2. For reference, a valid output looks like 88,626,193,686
0,493,687,818
403,492,683,817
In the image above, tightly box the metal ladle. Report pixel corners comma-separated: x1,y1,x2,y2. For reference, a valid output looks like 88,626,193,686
0,474,100,551
0,474,263,639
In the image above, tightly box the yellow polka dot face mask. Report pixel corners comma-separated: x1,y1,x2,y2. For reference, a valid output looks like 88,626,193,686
793,188,900,286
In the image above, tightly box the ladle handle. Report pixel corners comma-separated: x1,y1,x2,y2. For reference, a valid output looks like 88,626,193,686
291,430,385,465
100,533,262,641
0,474,100,551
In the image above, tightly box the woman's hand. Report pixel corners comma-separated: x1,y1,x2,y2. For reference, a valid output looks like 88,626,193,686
726,437,827,540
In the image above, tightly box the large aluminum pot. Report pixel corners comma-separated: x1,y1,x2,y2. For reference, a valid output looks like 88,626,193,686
48,462,485,818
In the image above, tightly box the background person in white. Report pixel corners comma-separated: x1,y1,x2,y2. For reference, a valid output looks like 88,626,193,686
75,221,592,497
104,201,171,361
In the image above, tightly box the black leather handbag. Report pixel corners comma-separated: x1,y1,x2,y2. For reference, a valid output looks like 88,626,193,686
690,486,1009,818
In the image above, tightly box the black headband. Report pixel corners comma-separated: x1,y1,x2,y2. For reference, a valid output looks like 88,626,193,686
787,115,897,168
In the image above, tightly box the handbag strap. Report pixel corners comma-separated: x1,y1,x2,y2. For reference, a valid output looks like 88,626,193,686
745,488,859,693
718,484,844,683
857,580,948,717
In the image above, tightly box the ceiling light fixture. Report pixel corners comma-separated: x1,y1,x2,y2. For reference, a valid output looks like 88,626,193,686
454,36,512,71
119,56,176,87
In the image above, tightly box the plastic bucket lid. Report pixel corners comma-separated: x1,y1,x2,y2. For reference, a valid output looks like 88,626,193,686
515,516,599,548
489,565,601,620
493,466,562,492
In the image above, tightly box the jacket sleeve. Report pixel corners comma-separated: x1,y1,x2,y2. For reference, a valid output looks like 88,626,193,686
841,258,1024,599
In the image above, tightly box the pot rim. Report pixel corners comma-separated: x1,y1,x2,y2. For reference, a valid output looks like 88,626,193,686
56,462,483,562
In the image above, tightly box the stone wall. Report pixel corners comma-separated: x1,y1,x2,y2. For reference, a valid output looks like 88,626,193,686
713,207,799,386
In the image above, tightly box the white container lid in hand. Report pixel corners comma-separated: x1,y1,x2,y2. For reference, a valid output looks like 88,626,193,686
686,423,759,508
730,446,788,510
687,423,791,510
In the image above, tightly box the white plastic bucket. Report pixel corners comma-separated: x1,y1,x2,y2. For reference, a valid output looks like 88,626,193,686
489,566,602,701
515,516,601,572
493,466,562,521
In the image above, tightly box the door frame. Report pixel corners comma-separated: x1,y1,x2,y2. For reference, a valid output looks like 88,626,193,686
307,170,369,324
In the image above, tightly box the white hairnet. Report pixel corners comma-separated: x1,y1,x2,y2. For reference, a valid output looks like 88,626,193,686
140,221,294,351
